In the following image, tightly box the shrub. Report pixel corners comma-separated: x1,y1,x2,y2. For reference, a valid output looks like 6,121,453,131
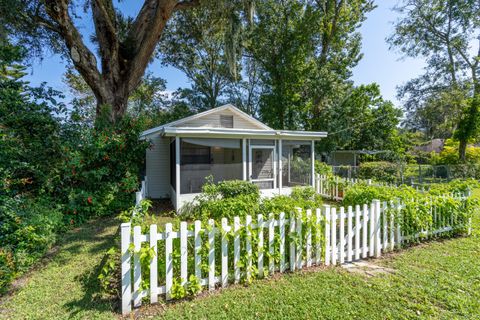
357,161,398,183
0,196,64,293
315,161,332,176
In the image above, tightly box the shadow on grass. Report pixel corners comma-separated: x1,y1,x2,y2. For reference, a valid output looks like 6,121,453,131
62,216,121,317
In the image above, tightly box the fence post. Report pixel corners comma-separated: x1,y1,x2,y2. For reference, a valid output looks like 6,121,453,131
324,205,331,266
121,223,132,315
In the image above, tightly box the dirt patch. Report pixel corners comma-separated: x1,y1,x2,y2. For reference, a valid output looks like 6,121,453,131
342,261,395,277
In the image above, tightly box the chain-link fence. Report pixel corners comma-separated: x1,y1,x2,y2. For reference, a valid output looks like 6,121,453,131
332,164,480,185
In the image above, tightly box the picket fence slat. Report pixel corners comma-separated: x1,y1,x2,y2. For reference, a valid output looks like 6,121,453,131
339,207,345,264
165,223,173,300
133,225,142,307
268,213,275,274
258,214,264,277
233,217,240,283
150,224,158,304
306,209,312,267
369,202,375,258
279,212,286,272
347,206,353,262
331,208,337,265
296,210,303,270
122,193,471,315
289,215,296,271
362,204,368,258
315,208,321,265
324,205,331,266
354,205,361,260
246,215,252,281
180,222,188,286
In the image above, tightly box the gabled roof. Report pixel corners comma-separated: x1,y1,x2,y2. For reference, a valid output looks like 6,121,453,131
141,104,272,137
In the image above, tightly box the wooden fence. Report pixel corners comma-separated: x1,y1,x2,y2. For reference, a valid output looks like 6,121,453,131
120,195,471,315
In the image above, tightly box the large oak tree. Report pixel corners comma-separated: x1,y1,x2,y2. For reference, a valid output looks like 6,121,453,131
1,0,204,124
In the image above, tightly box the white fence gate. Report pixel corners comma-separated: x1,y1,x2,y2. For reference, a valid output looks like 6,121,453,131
120,196,470,315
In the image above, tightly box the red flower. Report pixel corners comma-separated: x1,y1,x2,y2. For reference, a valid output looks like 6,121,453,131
87,197,93,204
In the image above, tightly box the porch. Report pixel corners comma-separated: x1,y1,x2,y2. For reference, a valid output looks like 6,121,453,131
169,135,318,210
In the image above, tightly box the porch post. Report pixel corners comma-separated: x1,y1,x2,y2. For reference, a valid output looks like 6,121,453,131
175,137,181,210
311,140,315,188
279,139,283,194
242,138,247,180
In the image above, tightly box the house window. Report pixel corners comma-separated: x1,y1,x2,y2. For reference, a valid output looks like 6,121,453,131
220,115,234,128
181,142,211,165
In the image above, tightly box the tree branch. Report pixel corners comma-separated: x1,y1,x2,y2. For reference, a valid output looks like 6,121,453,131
44,0,106,99
174,0,201,11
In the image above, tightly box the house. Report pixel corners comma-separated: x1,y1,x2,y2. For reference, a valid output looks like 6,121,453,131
141,104,328,210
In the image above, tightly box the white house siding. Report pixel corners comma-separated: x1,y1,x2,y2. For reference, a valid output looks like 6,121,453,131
146,135,171,199
176,109,262,130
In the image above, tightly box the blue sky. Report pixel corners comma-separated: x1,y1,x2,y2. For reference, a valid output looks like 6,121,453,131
24,1,425,106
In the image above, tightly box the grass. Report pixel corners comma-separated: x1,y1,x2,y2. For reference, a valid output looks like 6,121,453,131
1,197,480,319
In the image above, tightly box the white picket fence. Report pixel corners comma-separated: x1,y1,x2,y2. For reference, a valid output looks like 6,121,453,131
315,174,432,201
120,195,471,315
316,175,373,200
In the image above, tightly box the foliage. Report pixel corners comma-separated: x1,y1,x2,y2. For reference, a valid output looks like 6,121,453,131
4,209,480,319
180,178,322,220
0,42,148,293
180,179,261,220
342,180,478,236
357,161,398,183
430,139,480,165
97,246,120,297
389,0,480,161
0,196,64,294
315,161,333,176
317,84,403,154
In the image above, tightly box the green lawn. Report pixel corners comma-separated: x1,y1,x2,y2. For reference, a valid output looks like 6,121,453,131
1,200,480,320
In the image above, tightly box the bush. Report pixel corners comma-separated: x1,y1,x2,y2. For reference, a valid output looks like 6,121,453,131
315,161,332,176
181,179,322,220
357,161,398,183
0,196,64,293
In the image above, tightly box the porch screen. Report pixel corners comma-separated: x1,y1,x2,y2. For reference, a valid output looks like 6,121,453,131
282,140,312,187
180,138,242,194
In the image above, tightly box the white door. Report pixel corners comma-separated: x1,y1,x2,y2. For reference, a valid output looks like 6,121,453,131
249,145,276,189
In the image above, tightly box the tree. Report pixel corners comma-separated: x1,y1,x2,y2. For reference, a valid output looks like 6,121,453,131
316,84,402,153
159,3,236,111
388,0,480,161
1,0,229,124
64,67,192,129
245,0,374,130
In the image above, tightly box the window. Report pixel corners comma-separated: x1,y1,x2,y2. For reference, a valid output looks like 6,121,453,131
181,142,211,165
220,115,234,128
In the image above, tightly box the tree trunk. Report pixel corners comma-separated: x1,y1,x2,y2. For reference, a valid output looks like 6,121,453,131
458,138,467,163
43,0,201,127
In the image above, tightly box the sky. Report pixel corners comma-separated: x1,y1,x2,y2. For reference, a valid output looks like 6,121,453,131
24,1,426,107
